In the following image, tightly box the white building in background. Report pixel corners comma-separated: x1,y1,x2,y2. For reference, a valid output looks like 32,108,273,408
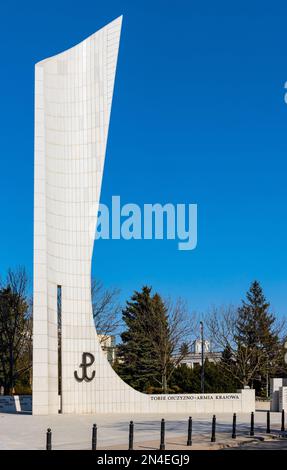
98,335,116,364
175,340,222,369
32,17,255,415
193,339,210,354
270,378,287,411
178,351,222,369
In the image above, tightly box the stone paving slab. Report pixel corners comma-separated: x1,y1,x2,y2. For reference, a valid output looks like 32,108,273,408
0,411,284,450
99,433,266,451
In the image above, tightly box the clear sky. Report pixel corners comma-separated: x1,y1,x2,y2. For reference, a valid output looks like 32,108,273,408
0,0,287,317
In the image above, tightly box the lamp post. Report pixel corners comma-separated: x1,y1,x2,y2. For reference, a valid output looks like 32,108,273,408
200,321,204,394
266,354,269,399
284,341,287,366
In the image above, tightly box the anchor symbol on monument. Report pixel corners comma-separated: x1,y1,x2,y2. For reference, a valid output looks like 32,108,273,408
74,352,96,382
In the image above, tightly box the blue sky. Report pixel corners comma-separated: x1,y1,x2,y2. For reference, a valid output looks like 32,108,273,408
0,0,287,317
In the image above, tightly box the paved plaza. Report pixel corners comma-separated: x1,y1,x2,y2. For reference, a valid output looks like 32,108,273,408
0,411,285,450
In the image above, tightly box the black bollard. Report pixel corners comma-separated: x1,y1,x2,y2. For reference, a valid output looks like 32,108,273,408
160,418,165,450
187,416,192,446
129,421,134,450
232,413,236,439
211,415,216,442
92,424,97,450
46,428,52,450
281,409,285,432
266,411,271,434
250,411,254,436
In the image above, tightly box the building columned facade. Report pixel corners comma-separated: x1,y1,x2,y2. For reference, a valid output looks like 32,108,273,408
173,340,222,369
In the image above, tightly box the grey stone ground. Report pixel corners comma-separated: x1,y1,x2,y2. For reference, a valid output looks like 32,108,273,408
0,410,286,450
228,440,287,450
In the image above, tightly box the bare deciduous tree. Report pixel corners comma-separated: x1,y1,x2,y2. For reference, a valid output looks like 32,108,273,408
205,305,258,387
150,297,197,393
205,305,286,389
91,278,122,345
0,268,32,395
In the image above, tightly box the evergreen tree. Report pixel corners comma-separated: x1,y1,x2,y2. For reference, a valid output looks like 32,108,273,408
116,287,192,393
149,293,172,393
0,269,31,395
170,360,238,394
171,364,198,393
116,286,154,391
204,360,238,393
219,345,239,388
116,286,172,392
234,280,281,392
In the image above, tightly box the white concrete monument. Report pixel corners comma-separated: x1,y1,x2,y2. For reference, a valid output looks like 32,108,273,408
279,386,287,412
32,17,255,415
271,378,287,412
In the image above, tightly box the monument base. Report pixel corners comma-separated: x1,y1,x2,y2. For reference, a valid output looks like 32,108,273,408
32,389,255,415
270,378,287,411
